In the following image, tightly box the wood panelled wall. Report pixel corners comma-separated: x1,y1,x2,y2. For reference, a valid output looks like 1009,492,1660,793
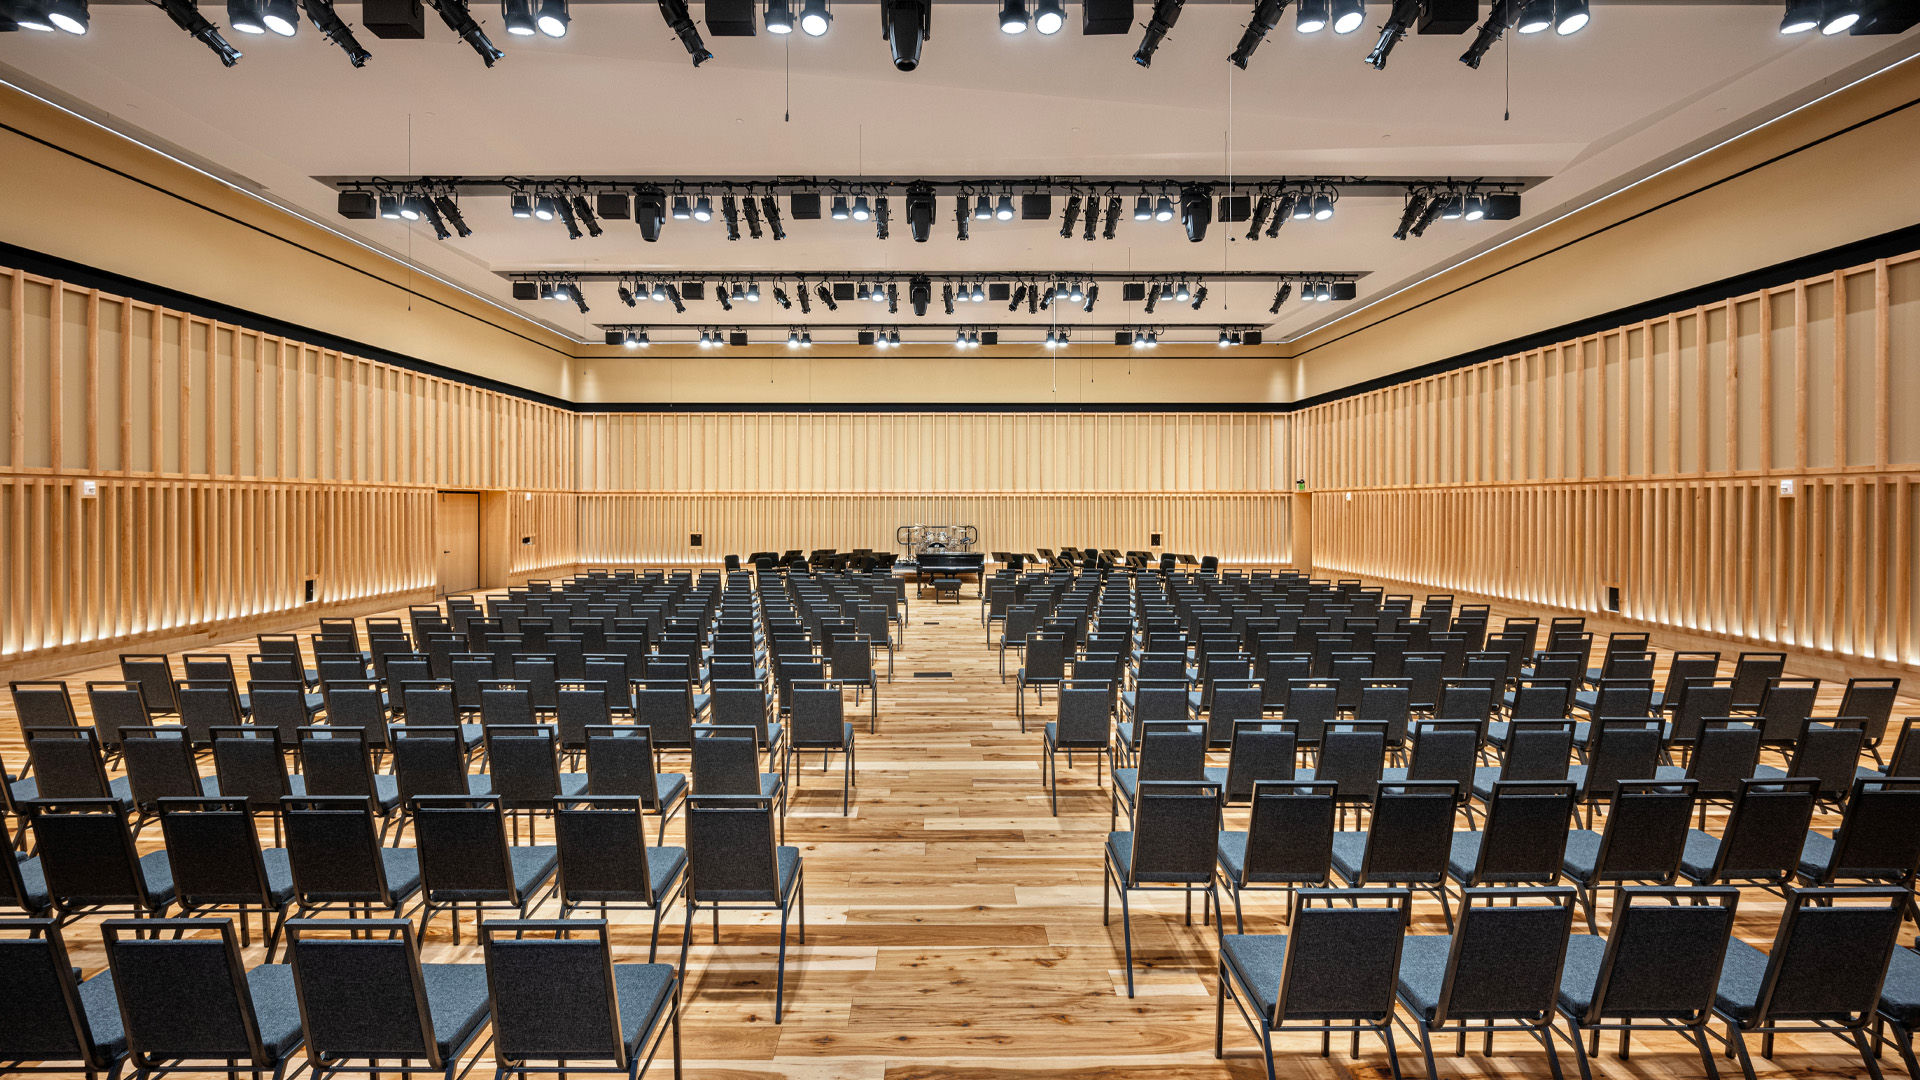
573,412,1292,565
1298,250,1920,672
1,264,578,671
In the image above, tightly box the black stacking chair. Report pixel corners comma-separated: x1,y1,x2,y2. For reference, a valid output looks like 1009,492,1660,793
481,919,682,1080
1794,779,1920,915
1678,777,1818,895
1216,780,1336,933
679,795,803,1021
1752,715,1867,810
10,680,80,731
297,727,401,842
1042,682,1111,815
1104,779,1222,998
176,680,248,748
281,796,422,922
1709,887,1907,1080
1110,721,1219,832
1328,781,1459,931
25,727,136,815
1014,634,1067,730
1556,886,1740,1080
117,655,179,718
1472,719,1573,806
1568,718,1663,828
1864,717,1920,781
554,680,613,766
100,917,305,1080
410,795,558,944
1382,720,1483,826
828,636,881,728
319,681,394,761
1216,888,1411,1080
1392,886,1578,1080
1657,718,1763,826
86,681,152,766
283,918,493,1080
691,725,783,838
119,726,216,832
27,798,175,927
1447,781,1576,892
1838,677,1902,767
1298,721,1387,828
632,684,698,753
553,798,688,964
1750,677,1821,757
1222,720,1298,806
0,835,51,917
786,681,857,815
392,726,492,832
0,920,127,1080
485,725,589,844
1727,652,1787,712
209,726,301,844
155,797,294,958
1875,945,1920,1078
584,727,685,844
709,681,781,756
1561,780,1696,932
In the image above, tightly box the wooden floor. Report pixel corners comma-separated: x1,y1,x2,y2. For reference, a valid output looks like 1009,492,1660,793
4,572,1918,1080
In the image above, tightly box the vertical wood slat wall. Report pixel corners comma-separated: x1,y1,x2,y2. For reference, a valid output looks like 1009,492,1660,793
1296,251,1920,671
573,412,1293,566
0,265,579,663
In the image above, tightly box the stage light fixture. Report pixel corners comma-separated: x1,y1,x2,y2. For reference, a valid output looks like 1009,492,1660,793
788,329,802,349
1102,196,1122,239
766,0,792,30
956,327,969,347
259,0,298,34
852,194,871,221
875,196,891,239
379,194,404,220
1132,0,1183,66
1219,329,1232,347
229,0,267,33
761,195,786,239
1554,0,1586,33
774,287,791,308
155,0,242,61
1154,195,1174,222
1269,191,1297,236
660,0,713,61
1069,281,1084,303
1439,192,1464,219
1463,193,1486,220
909,276,931,316
422,201,453,240
535,0,565,35
1515,0,1550,31
888,284,901,314
1001,0,1028,32
666,284,685,313
1134,195,1153,220
571,195,602,236
802,330,813,345
693,195,713,222
1060,195,1082,239
1330,0,1363,31
1364,0,1419,68
1393,188,1429,240
433,195,471,235
618,283,637,306
306,7,373,70
942,284,955,314
1269,283,1291,313
1083,284,1099,312
889,329,901,346
830,194,850,221
1144,286,1159,315
1009,284,1028,311
1229,0,1287,68
974,194,993,220
746,282,761,303
996,194,1016,221
1295,0,1326,29
1314,280,1332,301
1779,0,1818,31
503,0,535,32
1180,184,1212,242
905,183,936,242
1189,285,1207,310
798,281,812,313
1034,0,1063,31
1459,0,1511,65
971,282,986,303
554,197,584,239
799,0,829,34
671,195,692,221
883,0,927,68
1174,281,1190,302
1038,287,1053,311
720,195,742,240
816,283,838,311
565,283,589,313
426,0,504,65
1246,193,1273,240
1820,0,1861,32
1312,192,1334,220
716,286,733,312
1083,196,1099,240
954,197,971,241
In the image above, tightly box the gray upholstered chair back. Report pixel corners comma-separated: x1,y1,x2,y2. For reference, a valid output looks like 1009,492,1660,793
122,727,209,809
102,920,273,1061
1315,723,1387,806
10,681,78,729
0,924,108,1066
1578,886,1737,1022
481,681,537,729
397,681,459,728
692,727,762,795
1224,722,1297,803
1501,721,1574,781
1239,780,1333,884
1272,890,1410,1025
1404,721,1480,793
1589,781,1695,882
789,684,848,748
1136,722,1206,783
1710,778,1817,881
1428,888,1576,1024
1509,680,1572,721
156,798,274,906
585,726,662,806
118,654,178,714
412,797,519,901
29,799,155,907
286,920,440,1061
1354,782,1455,883
1752,888,1905,1022
633,684,695,748
481,921,629,1064
1127,781,1220,884
247,681,309,742
283,797,396,904
392,727,472,801
1728,652,1787,711
1817,780,1920,883
25,727,113,799
485,725,564,807
323,682,392,748
210,727,291,811
554,798,655,904
1471,782,1575,884
685,796,780,902
177,681,245,745
1687,720,1763,798
1582,720,1663,805
86,680,150,750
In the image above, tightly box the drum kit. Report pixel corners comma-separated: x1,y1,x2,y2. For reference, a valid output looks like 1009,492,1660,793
896,523,979,558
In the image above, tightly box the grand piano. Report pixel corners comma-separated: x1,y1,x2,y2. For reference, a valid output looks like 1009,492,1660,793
899,523,984,597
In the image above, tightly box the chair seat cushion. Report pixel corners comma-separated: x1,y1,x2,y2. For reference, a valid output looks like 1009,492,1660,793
244,963,306,1059
1329,832,1369,884
381,847,424,901
9,776,39,805
1220,933,1289,1018
1712,939,1771,1023
1561,830,1604,881
136,851,178,906
1555,933,1608,1018
508,846,559,899
1485,722,1510,747
653,773,687,810
1469,767,1504,803
612,963,678,1051
1677,829,1723,883
372,774,401,811
1394,935,1454,1021
1878,947,1920,1027
11,853,50,911
1445,832,1482,884
1796,830,1836,881
465,774,494,797
75,970,129,1060
1113,770,1137,802
420,963,493,1058
558,773,591,798
458,725,485,751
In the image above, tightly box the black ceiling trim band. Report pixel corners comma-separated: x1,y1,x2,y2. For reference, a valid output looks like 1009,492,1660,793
1288,220,1920,413
570,400,1290,413
0,117,572,362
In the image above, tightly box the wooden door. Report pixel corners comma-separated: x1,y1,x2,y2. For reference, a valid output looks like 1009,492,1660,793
437,492,480,596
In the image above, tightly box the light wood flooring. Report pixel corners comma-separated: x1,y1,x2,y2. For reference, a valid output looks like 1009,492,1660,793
4,572,1918,1080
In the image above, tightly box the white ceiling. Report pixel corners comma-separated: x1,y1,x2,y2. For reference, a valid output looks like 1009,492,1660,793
3,1,1917,345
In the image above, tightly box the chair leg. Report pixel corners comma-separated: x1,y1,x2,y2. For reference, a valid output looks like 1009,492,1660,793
1215,962,1227,1058
1727,1026,1760,1080
1118,884,1135,998
678,899,695,973
1691,1021,1722,1080
1419,1022,1440,1080
1852,1026,1889,1080
1565,1020,1595,1080
774,902,790,1024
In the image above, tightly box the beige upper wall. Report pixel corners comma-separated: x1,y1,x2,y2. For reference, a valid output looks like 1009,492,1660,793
1288,57,1920,400
0,84,576,398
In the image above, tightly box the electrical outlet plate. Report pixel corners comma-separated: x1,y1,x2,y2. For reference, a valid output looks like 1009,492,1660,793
81,480,98,498
1780,479,1796,496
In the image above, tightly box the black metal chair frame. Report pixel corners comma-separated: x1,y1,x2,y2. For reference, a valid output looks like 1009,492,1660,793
480,919,682,1080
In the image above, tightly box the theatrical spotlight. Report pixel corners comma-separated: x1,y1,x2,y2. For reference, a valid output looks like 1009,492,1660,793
1268,191,1296,236
875,196,891,240
761,194,786,240
910,276,932,317
816,283,839,311
665,284,686,313
302,0,373,65
1459,0,1513,66
942,283,955,315
1180,184,1212,242
554,197,584,240
774,287,792,309
618,282,637,306
1009,284,1028,312
1102,195,1122,239
906,183,936,242
425,0,504,66
570,195,602,237
1365,0,1421,69
1132,0,1183,66
1269,283,1291,313
1134,195,1153,220
1060,194,1082,239
1188,285,1206,310
1034,0,1063,32
564,282,589,313
634,189,666,242
1144,286,1159,315
432,195,472,237
1330,0,1363,31
799,0,829,34
883,0,927,69
536,0,566,36
1229,0,1289,69
721,195,741,240
658,0,714,64
157,0,243,63
798,281,812,313
1246,193,1273,240
1000,0,1028,32
955,195,972,241
1408,194,1445,236
1082,197,1099,240
742,195,764,238
766,0,792,30
1514,0,1552,32
887,283,900,315
504,0,536,33
1393,187,1430,240
1083,284,1099,313
716,286,733,313
1554,0,1587,33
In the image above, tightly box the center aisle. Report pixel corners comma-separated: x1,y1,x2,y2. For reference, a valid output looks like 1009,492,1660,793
661,596,1232,1078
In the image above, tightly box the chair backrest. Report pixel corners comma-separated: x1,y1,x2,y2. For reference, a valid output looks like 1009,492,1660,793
692,726,763,795
1509,679,1573,721
156,797,275,908
481,920,634,1066
1707,778,1818,883
0,921,112,1066
282,797,397,905
1728,652,1788,710
411,796,524,902
1429,888,1577,1025
246,680,309,742
1749,887,1907,1023
1839,678,1901,748
831,636,876,682
1686,719,1764,799
1054,684,1111,748
1499,720,1574,782
1237,780,1333,884
120,726,208,809
25,727,114,799
1354,782,1456,883
10,681,79,730
1658,652,1722,709
210,727,291,811
321,681,392,749
1581,719,1663,805
391,726,473,801
1270,890,1411,1026
553,797,657,905
118,654,179,714
481,680,537,729
1778,716,1866,801
1133,682,1192,729
486,724,565,807
1126,781,1221,884
1668,678,1737,747
1578,886,1738,1023
633,683,695,748
583,726,665,807
685,795,782,903
1816,779,1920,884
285,918,444,1064
1315,722,1387,805
1437,680,1496,723
1404,721,1481,797
101,918,277,1062
1883,718,1920,778
1590,781,1696,883
514,658,560,711
1469,782,1576,884
85,680,149,749
1224,721,1297,803
1136,721,1207,782
27,799,159,908
1205,682,1263,747
1755,677,1821,744
790,682,849,748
